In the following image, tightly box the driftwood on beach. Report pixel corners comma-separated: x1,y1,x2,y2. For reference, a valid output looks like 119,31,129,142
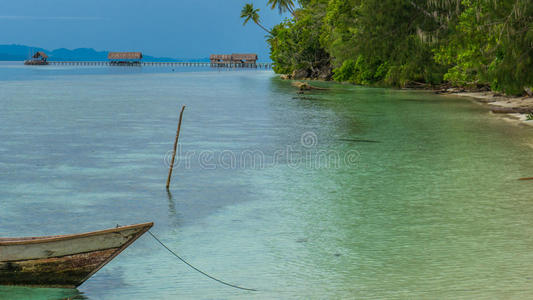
489,106,533,114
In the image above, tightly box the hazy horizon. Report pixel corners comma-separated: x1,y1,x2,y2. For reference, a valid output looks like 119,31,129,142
0,0,287,60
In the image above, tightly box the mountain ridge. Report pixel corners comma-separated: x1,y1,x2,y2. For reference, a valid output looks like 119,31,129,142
0,44,209,62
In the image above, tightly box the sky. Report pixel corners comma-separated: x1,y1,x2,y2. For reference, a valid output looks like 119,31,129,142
0,0,288,60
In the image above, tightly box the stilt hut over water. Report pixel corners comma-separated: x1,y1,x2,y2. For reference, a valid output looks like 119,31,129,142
24,51,48,65
108,52,143,66
210,53,258,67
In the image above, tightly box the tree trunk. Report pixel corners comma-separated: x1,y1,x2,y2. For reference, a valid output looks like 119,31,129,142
256,22,272,34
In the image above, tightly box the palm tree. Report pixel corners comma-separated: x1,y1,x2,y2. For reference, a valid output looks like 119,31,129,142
267,0,296,16
241,3,271,34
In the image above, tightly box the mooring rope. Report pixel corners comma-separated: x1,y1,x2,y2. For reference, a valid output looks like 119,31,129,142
147,230,258,292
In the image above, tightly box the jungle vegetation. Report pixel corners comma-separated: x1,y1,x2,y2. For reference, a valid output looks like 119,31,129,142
241,0,533,95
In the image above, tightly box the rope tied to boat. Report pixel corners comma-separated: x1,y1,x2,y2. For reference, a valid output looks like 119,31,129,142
147,230,258,292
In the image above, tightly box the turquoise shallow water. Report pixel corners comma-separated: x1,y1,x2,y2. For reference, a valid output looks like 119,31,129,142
1,62,533,299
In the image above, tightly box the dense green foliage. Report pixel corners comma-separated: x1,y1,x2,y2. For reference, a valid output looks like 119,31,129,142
268,0,331,77
433,0,533,94
241,3,271,33
258,0,533,95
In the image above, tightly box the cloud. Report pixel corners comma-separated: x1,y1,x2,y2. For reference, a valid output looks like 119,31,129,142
0,16,103,21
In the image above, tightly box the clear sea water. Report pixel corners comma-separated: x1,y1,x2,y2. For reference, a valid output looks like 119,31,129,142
1,62,533,299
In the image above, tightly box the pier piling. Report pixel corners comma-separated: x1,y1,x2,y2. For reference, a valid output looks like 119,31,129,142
166,105,186,190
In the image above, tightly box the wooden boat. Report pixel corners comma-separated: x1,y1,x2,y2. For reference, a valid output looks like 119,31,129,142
0,222,153,288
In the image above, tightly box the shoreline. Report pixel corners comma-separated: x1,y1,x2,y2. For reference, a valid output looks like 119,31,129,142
438,90,533,127
285,76,533,127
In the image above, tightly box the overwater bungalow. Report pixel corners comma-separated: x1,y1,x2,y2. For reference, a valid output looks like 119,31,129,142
108,52,143,66
24,51,49,65
210,53,258,67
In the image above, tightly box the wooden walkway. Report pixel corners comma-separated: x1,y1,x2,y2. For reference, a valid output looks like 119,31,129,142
47,61,273,69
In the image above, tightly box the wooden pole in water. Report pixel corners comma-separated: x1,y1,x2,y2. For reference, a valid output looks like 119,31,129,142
166,105,186,189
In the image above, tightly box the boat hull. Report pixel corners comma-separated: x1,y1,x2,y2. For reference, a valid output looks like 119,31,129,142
0,222,153,288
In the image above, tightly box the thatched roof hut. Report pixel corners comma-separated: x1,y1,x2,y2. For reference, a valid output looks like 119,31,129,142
210,54,232,62
108,52,143,60
24,51,49,65
32,51,48,60
210,53,258,64
231,54,257,62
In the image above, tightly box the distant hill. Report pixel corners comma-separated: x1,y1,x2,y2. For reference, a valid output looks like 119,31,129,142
0,45,48,61
0,44,209,62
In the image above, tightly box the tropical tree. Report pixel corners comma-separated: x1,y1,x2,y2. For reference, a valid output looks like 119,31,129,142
267,0,296,16
262,0,533,94
241,3,271,34
268,0,331,78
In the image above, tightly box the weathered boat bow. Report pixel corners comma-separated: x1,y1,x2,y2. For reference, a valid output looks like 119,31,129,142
0,222,153,288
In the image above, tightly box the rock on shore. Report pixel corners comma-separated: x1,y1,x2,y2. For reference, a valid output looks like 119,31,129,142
279,67,333,81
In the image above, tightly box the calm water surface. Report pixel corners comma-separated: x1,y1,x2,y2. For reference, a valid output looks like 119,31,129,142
1,62,533,299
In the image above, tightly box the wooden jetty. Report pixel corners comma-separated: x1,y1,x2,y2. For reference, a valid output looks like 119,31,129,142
0,222,153,288
25,50,272,68
46,60,273,69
